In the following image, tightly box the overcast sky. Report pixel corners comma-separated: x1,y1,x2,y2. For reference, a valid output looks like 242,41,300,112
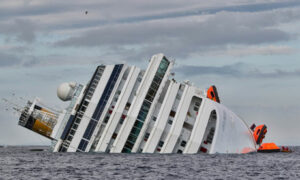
0,0,299,146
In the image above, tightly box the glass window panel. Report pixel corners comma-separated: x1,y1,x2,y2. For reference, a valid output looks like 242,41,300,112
125,141,134,149
134,121,143,129
145,94,154,102
128,134,137,142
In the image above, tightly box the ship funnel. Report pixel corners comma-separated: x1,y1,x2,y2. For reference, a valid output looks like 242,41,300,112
57,82,76,101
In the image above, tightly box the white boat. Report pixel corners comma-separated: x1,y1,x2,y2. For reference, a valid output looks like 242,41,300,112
17,53,257,154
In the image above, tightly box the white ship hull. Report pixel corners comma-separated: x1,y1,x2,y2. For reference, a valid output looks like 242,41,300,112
17,53,257,154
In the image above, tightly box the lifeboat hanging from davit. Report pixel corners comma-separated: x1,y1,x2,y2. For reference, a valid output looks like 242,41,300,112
207,85,220,103
252,124,267,145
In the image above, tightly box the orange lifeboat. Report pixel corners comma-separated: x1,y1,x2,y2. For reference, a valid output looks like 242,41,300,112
253,124,267,145
258,143,280,153
207,85,220,103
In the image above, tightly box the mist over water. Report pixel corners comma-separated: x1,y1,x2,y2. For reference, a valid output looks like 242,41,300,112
0,146,299,179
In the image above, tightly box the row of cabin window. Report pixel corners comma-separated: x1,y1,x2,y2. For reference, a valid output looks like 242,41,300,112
105,108,130,152
80,65,123,148
85,68,104,100
152,115,173,125
130,60,170,151
143,135,186,147
123,96,156,151
122,60,169,152
60,69,103,151
125,98,153,147
118,102,131,125
175,141,187,154
103,86,124,123
64,99,89,142
194,100,202,112
90,66,121,121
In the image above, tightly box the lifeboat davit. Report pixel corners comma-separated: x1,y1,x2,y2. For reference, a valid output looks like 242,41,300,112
207,85,220,103
253,124,267,145
258,143,280,153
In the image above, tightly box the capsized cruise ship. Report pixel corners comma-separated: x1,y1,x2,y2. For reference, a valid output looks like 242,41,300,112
17,53,259,154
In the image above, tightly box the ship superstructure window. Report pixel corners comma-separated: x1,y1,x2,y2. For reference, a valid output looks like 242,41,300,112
122,57,170,153
173,96,202,153
125,103,131,108
104,116,110,123
55,85,84,143
128,79,170,153
181,140,187,147
183,122,193,131
155,84,185,153
59,66,104,152
90,66,130,151
198,110,217,154
158,141,164,147
169,111,176,117
120,115,126,124
112,133,118,139
77,64,123,152
70,129,75,135
193,100,202,112
105,72,144,153
144,132,150,141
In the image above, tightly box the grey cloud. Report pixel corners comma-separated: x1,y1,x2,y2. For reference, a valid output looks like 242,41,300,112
176,63,300,78
0,1,299,64
0,53,60,68
176,63,244,77
14,19,36,43
34,1,300,31
22,57,40,67
0,53,21,67
0,0,299,60
0,19,37,43
0,2,81,20
3,1,298,22
209,46,296,57
108,0,300,25
54,8,296,59
249,69,300,78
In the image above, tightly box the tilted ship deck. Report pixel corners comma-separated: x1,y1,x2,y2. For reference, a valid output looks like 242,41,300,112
18,53,259,154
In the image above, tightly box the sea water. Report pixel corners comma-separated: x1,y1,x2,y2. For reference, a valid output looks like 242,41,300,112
0,146,299,179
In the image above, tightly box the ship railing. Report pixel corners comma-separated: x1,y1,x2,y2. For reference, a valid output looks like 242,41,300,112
18,103,32,127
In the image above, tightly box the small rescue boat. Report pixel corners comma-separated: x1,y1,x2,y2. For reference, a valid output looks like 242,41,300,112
257,143,280,153
281,146,292,153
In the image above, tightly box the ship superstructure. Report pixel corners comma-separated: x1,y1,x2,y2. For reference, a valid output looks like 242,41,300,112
18,54,257,154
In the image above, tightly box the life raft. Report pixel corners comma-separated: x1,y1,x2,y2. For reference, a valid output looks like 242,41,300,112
207,85,220,103
257,143,280,153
